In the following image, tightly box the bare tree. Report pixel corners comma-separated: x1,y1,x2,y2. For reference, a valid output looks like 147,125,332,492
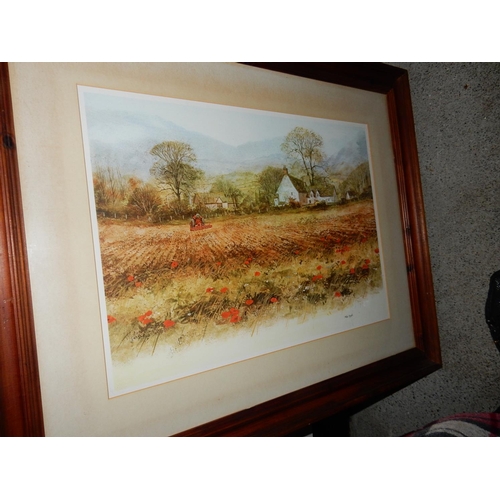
93,165,127,210
128,183,163,216
281,127,325,186
150,141,203,202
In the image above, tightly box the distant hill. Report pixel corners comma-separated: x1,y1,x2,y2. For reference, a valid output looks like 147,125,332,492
86,109,287,179
324,134,369,178
85,108,369,180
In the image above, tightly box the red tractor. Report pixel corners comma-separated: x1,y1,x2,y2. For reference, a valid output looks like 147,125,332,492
190,213,212,232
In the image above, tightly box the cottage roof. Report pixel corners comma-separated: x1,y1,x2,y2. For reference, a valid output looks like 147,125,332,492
309,186,335,197
194,192,230,204
282,172,308,194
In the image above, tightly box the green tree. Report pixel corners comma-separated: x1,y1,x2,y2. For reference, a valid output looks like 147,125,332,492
341,162,371,198
281,127,325,186
150,141,203,202
257,166,283,206
211,176,243,210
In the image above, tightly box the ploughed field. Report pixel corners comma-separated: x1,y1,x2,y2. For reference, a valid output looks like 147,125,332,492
99,200,383,360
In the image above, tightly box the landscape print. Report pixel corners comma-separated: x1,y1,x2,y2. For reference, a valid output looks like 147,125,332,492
78,86,389,395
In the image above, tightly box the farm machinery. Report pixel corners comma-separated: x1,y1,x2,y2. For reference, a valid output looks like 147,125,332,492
190,214,212,232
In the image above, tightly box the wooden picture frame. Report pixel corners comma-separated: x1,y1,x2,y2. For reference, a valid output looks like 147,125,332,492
0,62,440,437
0,62,44,436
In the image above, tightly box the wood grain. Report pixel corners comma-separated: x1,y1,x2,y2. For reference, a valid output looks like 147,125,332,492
175,63,441,436
0,62,44,436
0,62,439,436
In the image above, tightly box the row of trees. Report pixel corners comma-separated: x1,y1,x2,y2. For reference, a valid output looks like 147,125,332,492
93,163,282,219
93,127,371,220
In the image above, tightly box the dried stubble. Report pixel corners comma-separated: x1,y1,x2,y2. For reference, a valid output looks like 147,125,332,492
100,200,383,360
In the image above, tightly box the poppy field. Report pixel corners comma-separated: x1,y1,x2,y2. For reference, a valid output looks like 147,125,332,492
99,200,383,363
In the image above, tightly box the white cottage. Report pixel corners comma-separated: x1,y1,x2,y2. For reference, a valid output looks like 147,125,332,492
275,168,308,206
306,186,339,205
192,192,235,211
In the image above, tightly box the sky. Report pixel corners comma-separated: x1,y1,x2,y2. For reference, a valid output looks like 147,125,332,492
78,85,367,157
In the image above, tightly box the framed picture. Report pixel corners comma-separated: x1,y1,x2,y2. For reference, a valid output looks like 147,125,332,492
0,62,440,436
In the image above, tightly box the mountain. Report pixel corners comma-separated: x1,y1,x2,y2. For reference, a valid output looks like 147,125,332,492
324,133,369,177
85,108,370,180
86,110,287,179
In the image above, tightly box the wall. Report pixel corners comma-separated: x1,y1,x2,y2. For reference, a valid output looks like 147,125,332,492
350,63,500,436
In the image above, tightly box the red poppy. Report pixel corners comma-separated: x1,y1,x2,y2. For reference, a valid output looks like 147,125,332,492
335,291,342,298
294,250,300,255
138,311,153,324
245,299,254,306
270,297,278,303
135,282,143,287
365,259,371,264
316,265,322,270
220,287,229,293
312,275,323,282
350,268,355,274
341,260,346,265
222,308,240,322
254,271,261,277
163,319,175,328
206,287,214,293
107,315,116,323
216,262,222,266
374,248,379,254
127,275,134,282
362,264,369,270
171,261,179,269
